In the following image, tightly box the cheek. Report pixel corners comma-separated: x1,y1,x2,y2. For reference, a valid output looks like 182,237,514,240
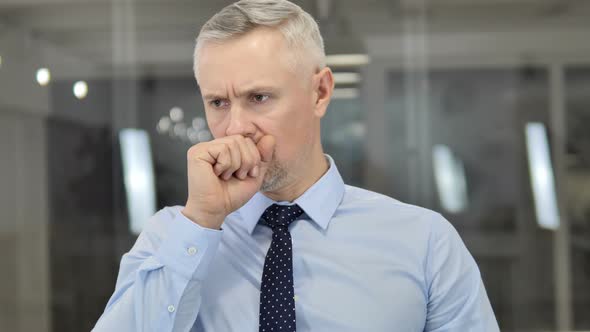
273,107,315,159
206,114,228,139
288,100,315,138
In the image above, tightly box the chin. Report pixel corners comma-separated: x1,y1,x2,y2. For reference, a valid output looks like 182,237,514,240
260,160,288,192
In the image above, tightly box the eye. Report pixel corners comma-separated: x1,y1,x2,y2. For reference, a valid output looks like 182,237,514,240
209,99,230,109
251,94,270,103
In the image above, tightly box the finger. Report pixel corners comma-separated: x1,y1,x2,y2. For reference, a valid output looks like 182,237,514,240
244,137,262,177
208,144,232,177
211,140,238,178
220,140,241,180
234,136,256,180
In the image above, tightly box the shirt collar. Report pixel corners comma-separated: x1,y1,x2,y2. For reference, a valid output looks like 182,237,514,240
238,154,345,235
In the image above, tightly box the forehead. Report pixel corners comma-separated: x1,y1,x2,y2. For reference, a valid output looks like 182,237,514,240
197,27,297,89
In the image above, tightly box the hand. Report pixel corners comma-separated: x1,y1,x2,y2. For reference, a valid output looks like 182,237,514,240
182,135,275,229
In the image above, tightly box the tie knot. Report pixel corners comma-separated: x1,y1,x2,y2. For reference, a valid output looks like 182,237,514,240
261,204,304,231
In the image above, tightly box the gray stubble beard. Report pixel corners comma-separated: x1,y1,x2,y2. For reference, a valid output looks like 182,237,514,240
260,158,289,192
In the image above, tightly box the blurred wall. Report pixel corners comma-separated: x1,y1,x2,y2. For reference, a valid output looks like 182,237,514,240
0,26,51,332
0,110,50,332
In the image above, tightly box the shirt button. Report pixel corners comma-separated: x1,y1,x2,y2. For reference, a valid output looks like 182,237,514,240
187,247,198,256
167,305,176,313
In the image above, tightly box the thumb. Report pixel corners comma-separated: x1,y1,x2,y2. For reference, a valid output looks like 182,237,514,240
257,135,275,163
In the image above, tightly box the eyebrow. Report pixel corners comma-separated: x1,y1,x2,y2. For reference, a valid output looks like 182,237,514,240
202,86,279,100
202,93,226,101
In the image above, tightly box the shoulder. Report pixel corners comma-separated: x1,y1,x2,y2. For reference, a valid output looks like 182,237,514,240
342,185,446,226
339,184,461,247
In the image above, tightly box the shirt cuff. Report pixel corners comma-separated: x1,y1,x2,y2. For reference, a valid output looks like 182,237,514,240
155,209,223,281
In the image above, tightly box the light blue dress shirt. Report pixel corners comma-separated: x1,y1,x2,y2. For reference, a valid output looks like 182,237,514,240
94,155,499,332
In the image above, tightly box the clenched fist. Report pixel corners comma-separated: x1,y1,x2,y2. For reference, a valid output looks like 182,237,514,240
182,134,276,229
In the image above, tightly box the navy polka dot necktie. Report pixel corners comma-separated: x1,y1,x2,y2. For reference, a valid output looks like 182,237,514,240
259,204,304,332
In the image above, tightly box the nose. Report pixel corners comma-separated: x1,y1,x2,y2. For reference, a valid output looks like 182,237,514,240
225,106,256,138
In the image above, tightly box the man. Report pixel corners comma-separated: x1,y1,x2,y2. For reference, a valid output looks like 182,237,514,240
94,0,499,331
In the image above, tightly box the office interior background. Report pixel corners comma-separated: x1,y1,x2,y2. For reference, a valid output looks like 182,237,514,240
0,0,589,331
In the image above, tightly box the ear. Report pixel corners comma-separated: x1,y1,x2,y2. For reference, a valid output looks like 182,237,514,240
312,67,334,118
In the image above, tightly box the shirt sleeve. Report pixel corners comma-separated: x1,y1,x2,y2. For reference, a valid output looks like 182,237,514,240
93,206,223,332
423,213,500,332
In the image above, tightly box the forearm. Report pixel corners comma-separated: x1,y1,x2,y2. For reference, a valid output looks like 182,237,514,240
93,207,223,332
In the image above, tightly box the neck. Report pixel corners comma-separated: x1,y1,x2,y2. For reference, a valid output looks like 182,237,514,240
263,147,329,203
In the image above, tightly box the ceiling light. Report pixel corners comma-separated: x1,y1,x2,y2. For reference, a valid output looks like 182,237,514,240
73,81,88,99
36,68,51,86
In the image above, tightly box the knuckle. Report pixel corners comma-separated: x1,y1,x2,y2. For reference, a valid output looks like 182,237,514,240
253,150,261,163
186,147,195,159
221,144,230,156
241,160,252,171
234,135,245,143
230,159,241,170
186,144,202,160
244,154,255,167
230,140,240,152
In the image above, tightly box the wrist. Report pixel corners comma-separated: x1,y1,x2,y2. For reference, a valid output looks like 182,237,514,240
181,206,225,230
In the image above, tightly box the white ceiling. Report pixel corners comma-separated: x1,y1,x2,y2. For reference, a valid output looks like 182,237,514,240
0,0,588,78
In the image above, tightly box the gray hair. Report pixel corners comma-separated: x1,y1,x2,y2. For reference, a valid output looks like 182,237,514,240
193,0,326,80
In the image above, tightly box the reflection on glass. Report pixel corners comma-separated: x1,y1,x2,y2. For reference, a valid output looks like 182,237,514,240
432,144,468,213
173,123,188,140
525,122,560,230
192,117,206,130
325,54,370,67
170,106,184,122
332,88,360,99
197,130,212,142
157,116,172,134
333,72,361,85
119,129,157,235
